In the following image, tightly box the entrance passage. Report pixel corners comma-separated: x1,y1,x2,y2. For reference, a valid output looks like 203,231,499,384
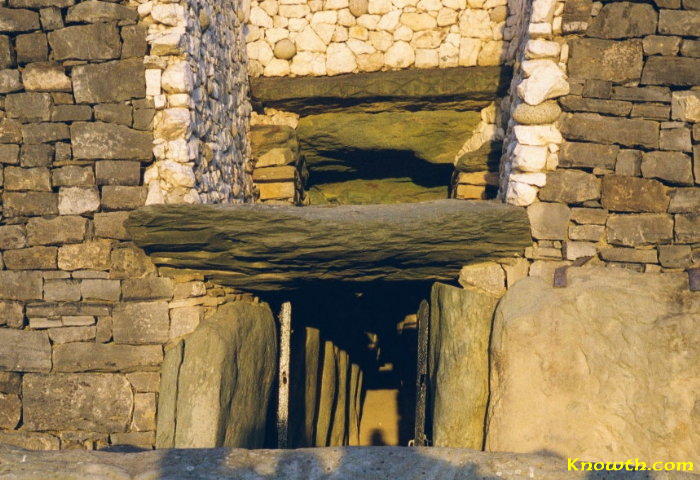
275,283,429,447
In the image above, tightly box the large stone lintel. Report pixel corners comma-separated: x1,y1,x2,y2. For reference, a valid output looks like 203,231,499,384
249,66,511,114
126,200,530,291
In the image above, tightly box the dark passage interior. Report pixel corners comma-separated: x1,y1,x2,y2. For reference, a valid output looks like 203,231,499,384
305,150,454,205
267,282,431,447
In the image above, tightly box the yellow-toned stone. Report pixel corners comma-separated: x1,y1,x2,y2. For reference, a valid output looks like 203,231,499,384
258,182,295,200
457,171,498,186
252,166,297,182
455,184,487,199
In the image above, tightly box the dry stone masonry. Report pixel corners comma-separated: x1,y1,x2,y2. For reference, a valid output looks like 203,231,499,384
245,0,513,77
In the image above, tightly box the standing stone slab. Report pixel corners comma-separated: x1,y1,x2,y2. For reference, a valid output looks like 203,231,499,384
155,340,183,449
486,269,698,464
428,282,498,448
22,373,133,432
170,301,277,448
0,329,50,372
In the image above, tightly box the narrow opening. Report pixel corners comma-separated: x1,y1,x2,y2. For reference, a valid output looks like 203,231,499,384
267,282,429,447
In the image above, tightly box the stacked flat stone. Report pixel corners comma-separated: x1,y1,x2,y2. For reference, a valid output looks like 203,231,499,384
514,0,699,276
250,124,306,204
0,0,259,452
138,0,255,204
245,0,512,77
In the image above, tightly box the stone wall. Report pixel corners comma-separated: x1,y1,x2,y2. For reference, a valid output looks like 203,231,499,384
0,0,258,451
245,0,514,77
139,0,255,204
492,0,699,278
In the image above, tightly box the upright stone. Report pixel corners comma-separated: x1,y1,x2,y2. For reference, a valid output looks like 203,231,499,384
428,283,497,448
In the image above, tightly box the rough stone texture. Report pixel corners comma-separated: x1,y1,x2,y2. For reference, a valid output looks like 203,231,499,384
607,214,674,247
586,2,657,39
560,113,659,149
52,343,163,373
568,39,643,83
22,373,133,432
538,169,600,204
127,201,531,290
70,122,152,160
3,445,695,479
158,301,277,448
428,283,498,449
112,301,170,345
0,329,51,372
486,268,699,464
601,176,670,213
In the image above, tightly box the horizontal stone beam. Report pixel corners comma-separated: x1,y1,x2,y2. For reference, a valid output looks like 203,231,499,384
249,66,511,114
126,200,530,291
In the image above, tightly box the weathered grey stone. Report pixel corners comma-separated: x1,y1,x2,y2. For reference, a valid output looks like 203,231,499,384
681,39,700,57
0,69,21,94
4,445,678,479
614,149,642,176
94,211,130,240
658,245,692,268
21,62,71,92
131,392,157,431
4,166,51,191
101,185,148,210
587,2,657,39
599,247,658,264
568,224,604,242
0,144,19,165
428,283,497,448
675,214,699,243
560,113,659,149
0,36,12,69
93,104,132,126
43,279,80,302
0,433,58,451
52,104,92,122
669,188,700,213
0,393,21,429
658,8,700,36
511,100,561,125
2,192,58,217
26,216,87,246
672,91,700,123
601,175,670,213
47,23,120,61
121,277,173,301
162,301,277,449
559,95,632,116
52,343,162,372
0,328,50,372
112,301,169,345
568,39,643,83
155,340,182,449
21,122,70,144
121,24,148,58
58,186,99,215
486,268,698,463
66,0,138,23
126,372,160,393
0,301,24,328
559,141,618,169
631,103,671,121
539,169,600,204
51,165,94,187
47,326,96,344
9,0,74,6
109,245,156,279
607,214,674,246
5,92,53,122
57,239,113,271
527,202,571,240
0,372,21,394
298,110,481,165
641,151,693,185
26,302,109,318
0,7,40,32
71,122,152,160
15,32,48,64
660,127,692,152
80,279,120,302
39,7,64,30
562,0,592,31
20,143,53,167
0,270,42,301
73,59,145,103
95,160,141,185
127,201,531,290
642,56,700,87
643,35,681,56
458,262,505,297
0,118,22,144
571,207,608,225
0,226,26,250
22,373,133,432
4,246,56,270
581,79,611,99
